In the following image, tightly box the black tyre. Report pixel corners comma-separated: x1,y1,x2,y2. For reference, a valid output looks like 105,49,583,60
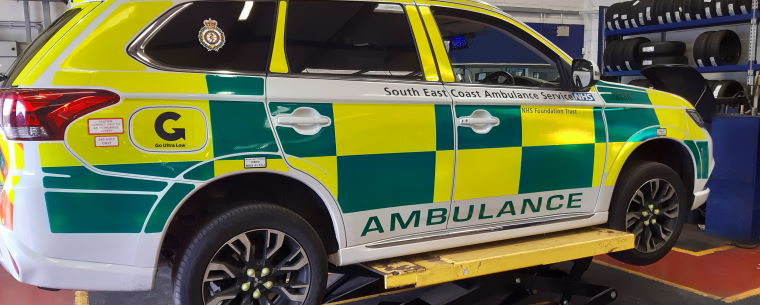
641,0,657,25
703,0,716,18
713,0,728,16
620,1,635,28
705,30,742,66
606,3,621,30
693,31,715,66
604,40,620,71
639,41,686,57
173,203,328,305
726,0,739,15
672,0,686,22
710,79,745,98
690,0,705,19
608,161,689,265
655,0,671,24
623,37,651,70
664,0,678,22
642,55,689,66
614,39,630,70
680,0,694,20
739,0,752,14
630,0,645,27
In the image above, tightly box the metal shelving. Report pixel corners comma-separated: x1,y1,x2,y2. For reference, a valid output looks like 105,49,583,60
605,13,757,36
599,2,760,75
598,1,760,113
604,64,760,77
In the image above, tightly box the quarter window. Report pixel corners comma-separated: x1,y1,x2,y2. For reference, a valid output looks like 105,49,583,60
284,0,423,79
431,8,563,89
139,1,276,73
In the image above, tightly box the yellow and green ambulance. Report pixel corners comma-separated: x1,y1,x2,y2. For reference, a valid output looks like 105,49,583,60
0,0,712,304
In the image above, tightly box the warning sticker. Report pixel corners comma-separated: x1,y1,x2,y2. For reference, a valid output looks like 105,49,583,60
88,118,124,135
95,136,119,147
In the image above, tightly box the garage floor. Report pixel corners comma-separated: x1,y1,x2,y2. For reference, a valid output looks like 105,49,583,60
2,225,759,305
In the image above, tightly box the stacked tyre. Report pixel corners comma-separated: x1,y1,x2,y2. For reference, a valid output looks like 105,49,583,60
693,30,742,67
606,0,755,31
604,37,651,71
639,41,689,67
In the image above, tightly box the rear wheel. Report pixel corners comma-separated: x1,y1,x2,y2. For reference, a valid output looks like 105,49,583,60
173,203,327,305
608,161,689,265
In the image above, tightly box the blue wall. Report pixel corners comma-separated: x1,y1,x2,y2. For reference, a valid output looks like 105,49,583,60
445,23,585,64
527,23,585,59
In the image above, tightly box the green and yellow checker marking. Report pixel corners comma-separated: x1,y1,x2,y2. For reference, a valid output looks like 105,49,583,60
271,102,454,214
40,75,288,234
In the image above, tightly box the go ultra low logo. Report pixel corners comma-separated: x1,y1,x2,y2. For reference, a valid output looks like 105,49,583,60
129,106,209,153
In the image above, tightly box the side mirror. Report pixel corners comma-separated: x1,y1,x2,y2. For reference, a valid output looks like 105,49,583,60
571,59,598,92
0,73,7,82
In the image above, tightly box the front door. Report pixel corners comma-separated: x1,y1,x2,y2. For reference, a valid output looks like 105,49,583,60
420,5,606,231
266,0,454,246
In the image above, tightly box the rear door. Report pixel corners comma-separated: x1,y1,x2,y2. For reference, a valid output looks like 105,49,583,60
266,0,455,246
419,5,606,231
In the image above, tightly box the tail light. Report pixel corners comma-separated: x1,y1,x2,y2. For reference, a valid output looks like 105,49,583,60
0,89,120,140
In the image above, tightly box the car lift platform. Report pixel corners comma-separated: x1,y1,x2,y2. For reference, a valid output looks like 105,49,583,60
324,227,634,305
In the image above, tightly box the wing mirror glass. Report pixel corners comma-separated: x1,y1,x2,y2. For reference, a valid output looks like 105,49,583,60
571,59,598,92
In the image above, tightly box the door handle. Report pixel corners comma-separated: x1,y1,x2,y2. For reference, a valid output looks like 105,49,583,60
274,107,331,136
458,109,500,134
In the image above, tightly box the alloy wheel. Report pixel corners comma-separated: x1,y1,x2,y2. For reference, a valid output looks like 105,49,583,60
202,229,311,305
625,178,680,253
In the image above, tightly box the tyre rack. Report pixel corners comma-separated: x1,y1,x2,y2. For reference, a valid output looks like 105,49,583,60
598,0,760,110
323,227,633,305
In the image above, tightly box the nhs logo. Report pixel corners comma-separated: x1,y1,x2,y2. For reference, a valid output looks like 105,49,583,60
572,92,596,102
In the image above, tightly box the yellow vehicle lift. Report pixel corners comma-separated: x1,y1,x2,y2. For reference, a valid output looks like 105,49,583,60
324,227,634,305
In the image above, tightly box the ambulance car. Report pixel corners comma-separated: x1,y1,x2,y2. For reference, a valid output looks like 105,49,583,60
0,0,712,304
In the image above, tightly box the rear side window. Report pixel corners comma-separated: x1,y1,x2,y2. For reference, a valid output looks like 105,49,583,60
284,0,423,80
136,1,276,73
2,8,82,87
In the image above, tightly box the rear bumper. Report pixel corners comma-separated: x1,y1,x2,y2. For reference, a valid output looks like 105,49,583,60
692,188,709,210
0,225,154,291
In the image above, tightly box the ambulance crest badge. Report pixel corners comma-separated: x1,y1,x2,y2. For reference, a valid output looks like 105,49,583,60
198,19,226,51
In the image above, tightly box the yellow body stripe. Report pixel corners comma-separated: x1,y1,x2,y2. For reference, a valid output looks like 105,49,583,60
39,143,81,167
604,141,636,186
405,5,439,82
286,156,338,196
520,106,595,146
269,0,289,73
62,1,171,71
11,143,24,170
14,2,102,86
333,104,436,156
592,143,606,187
416,0,571,63
433,150,454,202
54,71,208,94
419,6,455,82
454,147,521,200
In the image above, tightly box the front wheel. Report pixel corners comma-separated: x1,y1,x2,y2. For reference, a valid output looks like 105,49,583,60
173,203,327,305
607,161,689,265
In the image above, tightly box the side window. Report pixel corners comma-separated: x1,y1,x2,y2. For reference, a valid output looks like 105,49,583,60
138,1,276,73
431,8,562,89
284,0,423,80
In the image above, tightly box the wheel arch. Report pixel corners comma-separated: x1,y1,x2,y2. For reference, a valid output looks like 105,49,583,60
609,137,697,203
154,170,345,271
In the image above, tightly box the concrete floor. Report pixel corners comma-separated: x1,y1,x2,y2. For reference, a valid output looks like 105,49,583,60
1,225,759,305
